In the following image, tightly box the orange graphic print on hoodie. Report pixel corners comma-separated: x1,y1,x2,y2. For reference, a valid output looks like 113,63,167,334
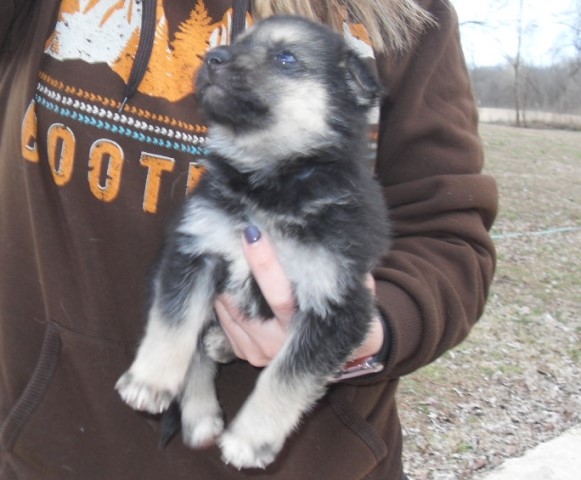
45,0,249,102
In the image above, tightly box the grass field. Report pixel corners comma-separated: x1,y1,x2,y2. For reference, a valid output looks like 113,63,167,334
399,124,581,480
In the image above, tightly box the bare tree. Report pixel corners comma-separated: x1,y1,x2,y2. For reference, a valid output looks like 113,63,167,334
555,0,581,70
574,0,581,62
464,0,581,125
505,0,526,126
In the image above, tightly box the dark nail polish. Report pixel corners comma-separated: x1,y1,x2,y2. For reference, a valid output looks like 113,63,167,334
244,225,261,244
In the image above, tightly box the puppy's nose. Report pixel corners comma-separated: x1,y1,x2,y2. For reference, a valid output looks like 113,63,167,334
205,47,233,67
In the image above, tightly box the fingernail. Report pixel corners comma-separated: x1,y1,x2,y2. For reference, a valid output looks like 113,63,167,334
243,224,261,244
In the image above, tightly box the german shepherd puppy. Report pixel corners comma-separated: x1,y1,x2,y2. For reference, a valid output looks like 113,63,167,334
116,15,389,469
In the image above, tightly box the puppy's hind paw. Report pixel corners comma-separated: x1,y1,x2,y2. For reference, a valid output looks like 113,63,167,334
182,414,224,449
115,371,174,414
203,325,236,363
219,430,279,470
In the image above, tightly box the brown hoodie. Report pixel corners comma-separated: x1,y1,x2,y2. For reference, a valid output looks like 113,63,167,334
0,1,497,479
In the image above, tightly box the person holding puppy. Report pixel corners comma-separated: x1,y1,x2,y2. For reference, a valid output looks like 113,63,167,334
0,1,497,480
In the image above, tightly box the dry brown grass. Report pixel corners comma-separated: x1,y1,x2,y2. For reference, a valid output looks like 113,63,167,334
479,108,581,131
399,124,581,480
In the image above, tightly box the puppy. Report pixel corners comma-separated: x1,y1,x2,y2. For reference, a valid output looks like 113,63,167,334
116,15,389,469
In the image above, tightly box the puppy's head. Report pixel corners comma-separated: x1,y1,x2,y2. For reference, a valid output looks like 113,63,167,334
196,15,382,172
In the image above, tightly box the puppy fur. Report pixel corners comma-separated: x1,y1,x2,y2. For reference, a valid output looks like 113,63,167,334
116,15,390,469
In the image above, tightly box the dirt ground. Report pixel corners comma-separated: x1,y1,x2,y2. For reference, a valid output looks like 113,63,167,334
399,123,581,480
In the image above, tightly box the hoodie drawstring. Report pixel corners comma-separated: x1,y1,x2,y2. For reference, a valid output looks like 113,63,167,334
119,0,251,112
119,0,157,112
231,0,250,43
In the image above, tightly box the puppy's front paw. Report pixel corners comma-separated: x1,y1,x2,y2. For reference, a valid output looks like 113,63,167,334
115,371,174,414
219,429,281,470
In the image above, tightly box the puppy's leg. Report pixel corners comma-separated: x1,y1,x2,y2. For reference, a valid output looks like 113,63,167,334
219,350,325,469
116,246,219,414
180,344,224,448
219,293,371,469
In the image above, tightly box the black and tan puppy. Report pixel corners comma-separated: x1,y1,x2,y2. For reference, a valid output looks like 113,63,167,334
116,15,389,469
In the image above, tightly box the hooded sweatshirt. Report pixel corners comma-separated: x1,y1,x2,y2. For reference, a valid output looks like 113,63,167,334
0,1,497,479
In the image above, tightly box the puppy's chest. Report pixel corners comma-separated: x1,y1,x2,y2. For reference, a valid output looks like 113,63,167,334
177,184,357,314
177,192,301,269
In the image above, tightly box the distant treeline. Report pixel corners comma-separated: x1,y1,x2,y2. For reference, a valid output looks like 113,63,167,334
469,59,581,116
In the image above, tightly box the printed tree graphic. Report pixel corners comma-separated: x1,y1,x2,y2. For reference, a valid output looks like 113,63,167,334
113,0,231,102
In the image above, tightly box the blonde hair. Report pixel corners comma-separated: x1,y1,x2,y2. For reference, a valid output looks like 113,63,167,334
252,0,433,52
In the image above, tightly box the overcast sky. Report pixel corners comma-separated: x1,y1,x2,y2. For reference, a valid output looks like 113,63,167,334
452,0,578,66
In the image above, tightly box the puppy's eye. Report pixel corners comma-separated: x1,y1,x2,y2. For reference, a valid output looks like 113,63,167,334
274,51,298,67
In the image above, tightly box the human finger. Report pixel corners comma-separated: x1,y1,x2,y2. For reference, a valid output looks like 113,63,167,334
241,225,296,326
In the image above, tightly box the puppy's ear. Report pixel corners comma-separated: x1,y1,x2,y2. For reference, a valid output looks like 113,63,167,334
344,51,384,108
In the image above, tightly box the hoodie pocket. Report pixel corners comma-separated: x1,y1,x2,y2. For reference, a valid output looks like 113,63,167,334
215,362,390,480
327,387,388,462
256,385,389,480
1,324,389,480
0,322,174,480
0,323,61,451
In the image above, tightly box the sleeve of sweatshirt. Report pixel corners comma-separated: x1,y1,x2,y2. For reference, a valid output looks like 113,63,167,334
369,0,498,381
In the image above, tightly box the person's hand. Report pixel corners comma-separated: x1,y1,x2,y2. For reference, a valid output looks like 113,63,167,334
214,225,383,367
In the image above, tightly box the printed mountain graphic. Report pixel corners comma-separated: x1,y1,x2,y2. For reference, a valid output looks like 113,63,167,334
45,0,248,102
